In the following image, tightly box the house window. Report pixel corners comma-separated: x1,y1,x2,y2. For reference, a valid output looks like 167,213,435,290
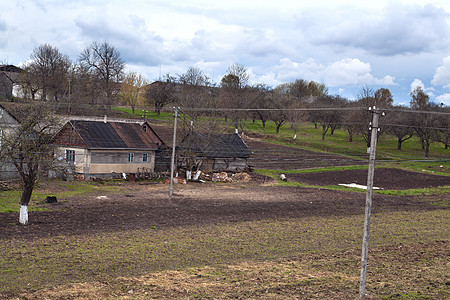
143,152,148,162
66,150,75,162
128,152,134,162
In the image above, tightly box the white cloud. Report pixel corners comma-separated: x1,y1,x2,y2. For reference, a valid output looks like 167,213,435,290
431,56,450,88
410,79,437,98
271,58,395,87
435,93,450,106
410,79,426,93
312,3,450,56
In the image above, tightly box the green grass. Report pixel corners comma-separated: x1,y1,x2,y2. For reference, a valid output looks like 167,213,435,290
0,209,448,297
0,180,121,213
244,119,449,161
112,106,174,121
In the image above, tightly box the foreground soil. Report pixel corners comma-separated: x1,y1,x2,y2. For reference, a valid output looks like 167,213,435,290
287,167,450,190
0,176,449,299
0,176,445,240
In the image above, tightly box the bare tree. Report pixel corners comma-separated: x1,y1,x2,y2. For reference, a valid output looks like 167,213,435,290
269,84,292,134
219,63,254,132
384,106,415,150
410,86,439,157
177,66,213,121
145,74,177,115
0,104,60,225
252,84,272,129
119,72,148,114
433,106,449,149
309,95,346,140
79,41,125,109
22,44,71,102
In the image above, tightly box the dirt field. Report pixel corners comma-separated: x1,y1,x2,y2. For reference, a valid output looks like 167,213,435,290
245,137,362,170
0,169,447,241
0,137,448,299
287,167,450,190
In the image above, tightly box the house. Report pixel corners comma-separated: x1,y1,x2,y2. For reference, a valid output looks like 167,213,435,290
0,104,21,180
0,65,22,100
52,119,165,179
179,132,252,172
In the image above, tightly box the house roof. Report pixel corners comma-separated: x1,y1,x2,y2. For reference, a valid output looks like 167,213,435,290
0,65,23,73
66,120,160,150
181,132,252,158
0,103,20,125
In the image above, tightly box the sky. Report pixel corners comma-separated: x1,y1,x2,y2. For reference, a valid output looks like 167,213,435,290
1,0,450,106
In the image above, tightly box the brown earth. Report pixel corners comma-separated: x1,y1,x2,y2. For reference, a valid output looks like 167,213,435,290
0,137,448,299
0,173,447,241
286,168,450,190
244,137,362,170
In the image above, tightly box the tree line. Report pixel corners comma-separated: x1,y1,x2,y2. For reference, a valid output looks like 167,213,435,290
6,42,450,158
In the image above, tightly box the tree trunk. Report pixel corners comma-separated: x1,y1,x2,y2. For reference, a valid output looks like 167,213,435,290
262,120,266,128
347,129,353,142
322,125,328,140
424,140,430,158
276,123,282,133
19,183,34,225
397,138,402,150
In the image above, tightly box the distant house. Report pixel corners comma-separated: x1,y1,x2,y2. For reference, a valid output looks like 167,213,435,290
0,104,21,180
0,65,22,100
179,132,252,172
52,120,165,179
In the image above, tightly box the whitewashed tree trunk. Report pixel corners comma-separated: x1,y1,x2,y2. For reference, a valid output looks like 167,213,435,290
19,205,28,225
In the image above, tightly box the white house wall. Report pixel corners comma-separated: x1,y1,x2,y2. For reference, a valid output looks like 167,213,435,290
56,147,155,178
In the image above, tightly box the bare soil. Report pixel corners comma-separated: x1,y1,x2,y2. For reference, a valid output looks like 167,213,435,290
0,137,448,299
244,137,362,170
0,173,446,241
287,167,450,190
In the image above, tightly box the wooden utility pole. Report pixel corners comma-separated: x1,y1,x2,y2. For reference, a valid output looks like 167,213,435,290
359,106,381,299
169,107,178,201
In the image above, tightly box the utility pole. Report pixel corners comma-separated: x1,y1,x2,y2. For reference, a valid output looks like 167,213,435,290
359,106,382,299
169,107,178,201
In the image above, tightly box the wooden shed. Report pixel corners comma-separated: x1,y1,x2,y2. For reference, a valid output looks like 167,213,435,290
179,132,252,172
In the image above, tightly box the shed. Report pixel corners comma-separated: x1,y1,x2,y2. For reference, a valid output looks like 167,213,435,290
179,132,252,172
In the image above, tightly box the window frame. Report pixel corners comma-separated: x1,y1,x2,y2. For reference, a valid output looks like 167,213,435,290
65,149,75,162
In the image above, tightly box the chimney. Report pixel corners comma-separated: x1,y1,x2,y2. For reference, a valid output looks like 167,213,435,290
104,115,107,123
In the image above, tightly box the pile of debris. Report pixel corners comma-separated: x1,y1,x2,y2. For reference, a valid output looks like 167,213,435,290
0,181,11,191
211,172,251,183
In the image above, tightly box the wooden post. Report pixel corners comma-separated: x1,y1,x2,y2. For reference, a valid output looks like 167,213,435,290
169,107,178,201
359,106,380,299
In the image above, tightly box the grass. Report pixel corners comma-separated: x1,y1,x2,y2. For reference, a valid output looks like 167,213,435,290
0,208,448,298
0,180,121,213
244,119,449,161
111,106,174,121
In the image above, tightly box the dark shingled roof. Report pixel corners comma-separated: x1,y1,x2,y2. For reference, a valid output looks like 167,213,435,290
181,132,252,158
70,120,158,149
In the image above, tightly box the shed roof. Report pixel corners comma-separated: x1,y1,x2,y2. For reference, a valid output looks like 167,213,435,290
181,132,252,158
69,120,159,149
